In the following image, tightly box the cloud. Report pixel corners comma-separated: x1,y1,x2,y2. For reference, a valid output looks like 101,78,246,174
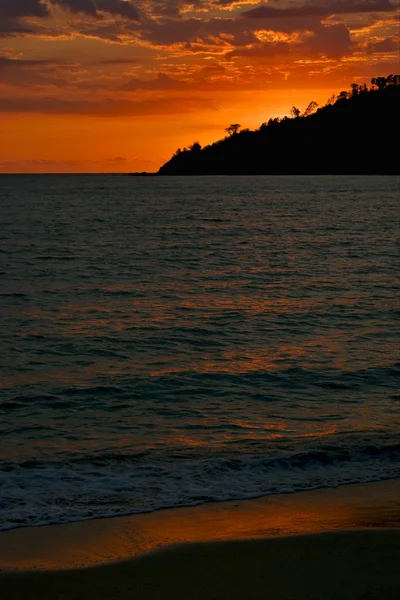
0,56,72,87
0,57,52,67
139,17,203,46
308,22,353,57
0,0,396,107
52,0,97,16
366,36,399,52
98,0,139,20
0,95,217,116
196,64,227,76
118,72,186,90
0,0,49,19
227,41,292,59
98,58,139,64
0,21,35,36
136,12,354,59
0,0,48,35
52,0,139,20
0,0,140,38
0,157,126,167
138,16,260,48
242,0,396,20
226,21,352,60
107,156,126,162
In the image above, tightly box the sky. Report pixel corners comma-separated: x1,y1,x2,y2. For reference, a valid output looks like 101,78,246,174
0,0,398,173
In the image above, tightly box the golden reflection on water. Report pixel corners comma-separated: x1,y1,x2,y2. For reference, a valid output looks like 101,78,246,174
2,175,399,535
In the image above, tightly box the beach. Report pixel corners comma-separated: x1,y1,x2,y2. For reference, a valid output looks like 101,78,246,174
1,479,399,599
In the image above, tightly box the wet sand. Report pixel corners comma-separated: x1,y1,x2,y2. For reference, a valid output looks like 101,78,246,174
1,479,399,599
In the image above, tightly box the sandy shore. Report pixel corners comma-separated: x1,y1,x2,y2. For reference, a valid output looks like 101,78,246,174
1,479,399,599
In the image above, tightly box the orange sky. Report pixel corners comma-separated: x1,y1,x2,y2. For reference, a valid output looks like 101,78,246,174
0,0,398,173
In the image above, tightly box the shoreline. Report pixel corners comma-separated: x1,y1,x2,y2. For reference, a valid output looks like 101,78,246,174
1,479,399,599
1,478,399,571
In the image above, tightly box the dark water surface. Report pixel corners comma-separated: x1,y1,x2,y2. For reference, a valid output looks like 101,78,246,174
1,175,399,529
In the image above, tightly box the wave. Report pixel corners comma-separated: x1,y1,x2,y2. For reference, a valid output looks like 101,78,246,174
1,438,399,531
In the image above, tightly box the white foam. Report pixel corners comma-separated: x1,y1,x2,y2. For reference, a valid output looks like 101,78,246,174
1,449,399,531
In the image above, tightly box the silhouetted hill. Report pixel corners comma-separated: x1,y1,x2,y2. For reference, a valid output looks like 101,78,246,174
158,76,400,175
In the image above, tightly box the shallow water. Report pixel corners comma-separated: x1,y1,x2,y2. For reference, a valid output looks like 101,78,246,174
1,175,399,529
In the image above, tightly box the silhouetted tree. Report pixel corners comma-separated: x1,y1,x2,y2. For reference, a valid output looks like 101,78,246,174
290,106,301,118
351,83,359,96
189,142,202,152
371,76,387,90
303,101,318,117
225,123,241,136
386,74,400,87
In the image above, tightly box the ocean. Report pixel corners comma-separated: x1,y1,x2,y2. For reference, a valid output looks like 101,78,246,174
1,174,399,531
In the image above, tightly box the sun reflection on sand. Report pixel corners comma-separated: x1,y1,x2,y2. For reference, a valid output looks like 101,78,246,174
0,480,399,572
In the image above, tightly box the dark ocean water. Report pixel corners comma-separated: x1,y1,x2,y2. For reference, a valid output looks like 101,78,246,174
1,175,399,530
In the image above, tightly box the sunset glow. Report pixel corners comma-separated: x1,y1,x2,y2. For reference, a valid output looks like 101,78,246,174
0,0,398,172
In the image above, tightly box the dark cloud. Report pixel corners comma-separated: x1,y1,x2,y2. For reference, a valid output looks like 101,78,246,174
308,23,352,57
0,95,217,116
0,0,49,18
204,17,258,46
98,58,139,64
107,156,126,162
52,0,139,20
227,42,292,59
196,64,227,75
119,72,186,90
243,0,395,20
53,0,98,16
146,0,181,17
72,14,323,46
0,70,67,87
94,0,139,20
0,0,140,28
139,16,258,47
139,17,203,46
227,22,352,60
0,21,37,36
72,20,135,42
0,0,49,35
0,56,76,87
366,37,398,53
0,57,55,67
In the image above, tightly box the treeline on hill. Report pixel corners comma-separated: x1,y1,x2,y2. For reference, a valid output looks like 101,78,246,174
158,75,400,175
